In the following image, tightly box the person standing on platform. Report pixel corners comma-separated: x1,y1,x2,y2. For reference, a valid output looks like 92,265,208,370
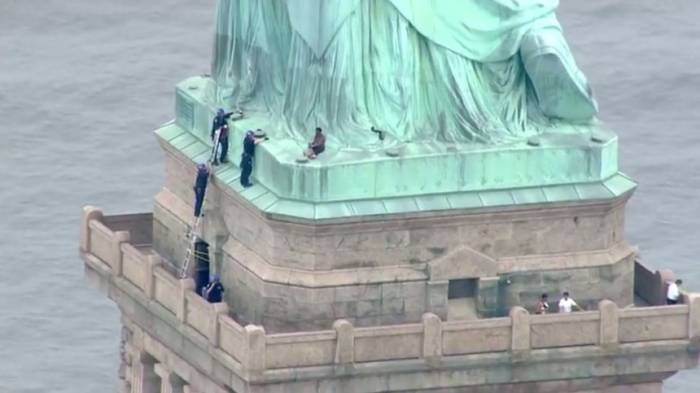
212,108,234,135
557,292,583,313
212,124,230,165
211,108,235,166
667,279,683,305
240,129,267,188
203,274,225,303
193,163,210,217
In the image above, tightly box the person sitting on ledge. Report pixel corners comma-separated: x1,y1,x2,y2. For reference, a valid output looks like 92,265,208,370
667,279,683,305
203,274,225,303
192,163,210,217
558,291,583,313
304,127,326,159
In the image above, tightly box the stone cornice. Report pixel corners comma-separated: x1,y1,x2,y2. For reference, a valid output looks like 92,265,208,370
146,195,635,287
155,122,636,223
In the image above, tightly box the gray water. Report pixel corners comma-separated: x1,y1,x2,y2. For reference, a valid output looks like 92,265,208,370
0,1,698,392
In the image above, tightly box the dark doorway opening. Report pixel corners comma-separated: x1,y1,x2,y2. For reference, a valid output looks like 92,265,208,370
194,239,210,296
447,278,478,320
448,278,477,299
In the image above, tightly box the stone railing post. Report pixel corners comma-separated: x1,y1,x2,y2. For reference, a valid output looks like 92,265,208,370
244,325,266,374
154,363,185,393
598,299,619,350
685,293,700,349
422,313,442,367
144,255,161,299
426,281,449,320
209,302,228,347
80,205,103,252
333,319,354,367
131,352,159,393
177,279,195,323
111,230,131,277
510,306,530,357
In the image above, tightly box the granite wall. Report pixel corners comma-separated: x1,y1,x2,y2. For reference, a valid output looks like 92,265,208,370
157,145,629,271
151,146,636,331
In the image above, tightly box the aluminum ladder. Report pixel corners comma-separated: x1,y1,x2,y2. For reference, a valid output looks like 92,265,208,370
180,210,205,279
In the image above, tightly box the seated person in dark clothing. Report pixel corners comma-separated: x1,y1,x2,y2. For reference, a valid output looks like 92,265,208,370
203,274,225,303
304,127,326,159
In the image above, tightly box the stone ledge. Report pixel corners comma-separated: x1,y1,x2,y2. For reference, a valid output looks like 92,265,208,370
85,237,698,371
156,120,636,221
174,76,620,203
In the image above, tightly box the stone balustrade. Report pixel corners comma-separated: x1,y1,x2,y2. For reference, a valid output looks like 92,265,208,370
153,267,179,314
81,206,700,376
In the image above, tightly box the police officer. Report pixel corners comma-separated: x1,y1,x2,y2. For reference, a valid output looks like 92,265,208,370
193,163,210,217
211,108,234,135
212,124,230,165
240,130,267,188
203,274,225,303
211,109,236,165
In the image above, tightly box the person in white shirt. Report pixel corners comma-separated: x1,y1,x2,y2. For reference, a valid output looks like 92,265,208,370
558,292,583,313
666,279,682,305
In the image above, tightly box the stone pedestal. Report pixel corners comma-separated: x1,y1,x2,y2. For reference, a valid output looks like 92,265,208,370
152,136,636,331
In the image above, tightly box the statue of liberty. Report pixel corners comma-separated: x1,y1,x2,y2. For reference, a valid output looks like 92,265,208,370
211,0,597,149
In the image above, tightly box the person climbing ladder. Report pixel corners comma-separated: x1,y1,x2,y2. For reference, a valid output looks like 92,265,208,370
181,163,211,279
193,163,210,217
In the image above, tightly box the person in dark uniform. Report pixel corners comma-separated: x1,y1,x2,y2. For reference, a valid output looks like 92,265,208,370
203,274,225,303
304,127,326,159
240,129,267,188
211,124,230,165
211,108,236,166
193,163,210,217
212,108,234,135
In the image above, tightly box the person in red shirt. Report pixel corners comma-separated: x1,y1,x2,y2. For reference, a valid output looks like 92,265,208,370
304,127,326,159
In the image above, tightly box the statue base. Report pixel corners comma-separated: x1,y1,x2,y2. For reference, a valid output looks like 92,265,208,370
164,76,633,220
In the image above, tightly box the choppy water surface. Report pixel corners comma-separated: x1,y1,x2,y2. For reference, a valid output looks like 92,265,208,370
0,1,698,392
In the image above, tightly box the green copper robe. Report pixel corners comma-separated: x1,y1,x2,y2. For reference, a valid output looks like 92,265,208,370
212,0,597,147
